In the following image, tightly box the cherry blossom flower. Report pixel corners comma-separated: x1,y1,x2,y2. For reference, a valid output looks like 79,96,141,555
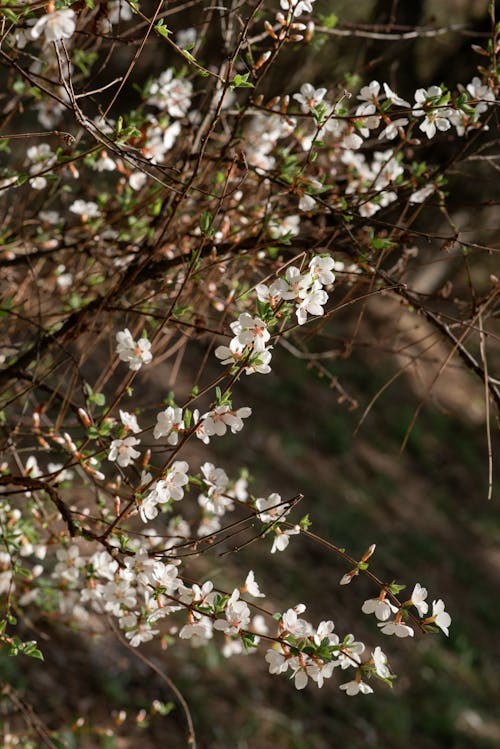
340,679,373,696
214,337,246,366
296,287,328,325
308,660,336,688
338,634,365,669
378,619,414,638
409,184,435,204
156,461,190,502
265,648,289,675
280,0,315,17
115,329,153,370
309,255,335,286
122,616,159,647
200,462,229,495
383,82,410,108
411,583,429,616
378,117,409,140
90,550,118,581
101,580,137,616
47,463,74,483
243,570,265,598
279,266,310,301
70,200,101,219
419,110,452,139
342,131,364,150
176,27,197,48
281,605,311,637
139,487,161,523
179,619,214,645
271,526,300,553
372,646,391,678
289,658,313,690
230,313,270,352
108,436,141,467
269,214,301,238
429,599,451,636
413,86,453,139
107,0,133,24
153,407,184,444
357,80,381,103
30,9,76,42
362,596,398,621
129,172,147,190
293,83,328,113
119,410,140,433
213,590,251,635
202,405,252,438
198,463,234,516
148,69,193,117
151,562,180,593
313,620,338,646
243,347,273,375
53,545,84,582
255,492,287,522
255,278,288,306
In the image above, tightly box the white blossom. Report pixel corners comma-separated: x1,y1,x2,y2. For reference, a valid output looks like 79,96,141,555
30,9,76,42
108,436,141,467
340,679,373,696
119,410,141,433
372,646,391,679
431,599,451,636
411,583,429,616
362,596,398,621
70,200,100,219
202,405,251,438
244,570,265,598
213,589,251,635
293,83,327,113
116,328,153,370
378,619,414,638
153,407,184,444
148,69,193,117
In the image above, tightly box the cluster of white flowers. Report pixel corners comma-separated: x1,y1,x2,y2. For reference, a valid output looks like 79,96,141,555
362,582,451,637
1,1,477,709
138,462,190,522
256,254,335,325
245,113,296,172
215,312,272,374
254,493,300,553
141,115,181,165
341,148,403,217
147,68,193,117
197,462,248,537
25,143,58,190
279,0,316,19
70,199,101,220
193,404,252,443
264,604,389,693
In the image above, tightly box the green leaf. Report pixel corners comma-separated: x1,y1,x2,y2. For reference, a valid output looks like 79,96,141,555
230,73,254,90
155,21,170,38
388,581,406,594
200,211,214,236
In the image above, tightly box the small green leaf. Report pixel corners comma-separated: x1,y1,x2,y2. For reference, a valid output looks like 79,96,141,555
230,73,254,90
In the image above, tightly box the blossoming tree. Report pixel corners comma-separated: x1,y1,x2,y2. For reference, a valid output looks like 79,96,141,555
0,0,498,744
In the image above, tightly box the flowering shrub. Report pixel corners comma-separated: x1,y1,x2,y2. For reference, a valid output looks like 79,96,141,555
0,0,498,744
